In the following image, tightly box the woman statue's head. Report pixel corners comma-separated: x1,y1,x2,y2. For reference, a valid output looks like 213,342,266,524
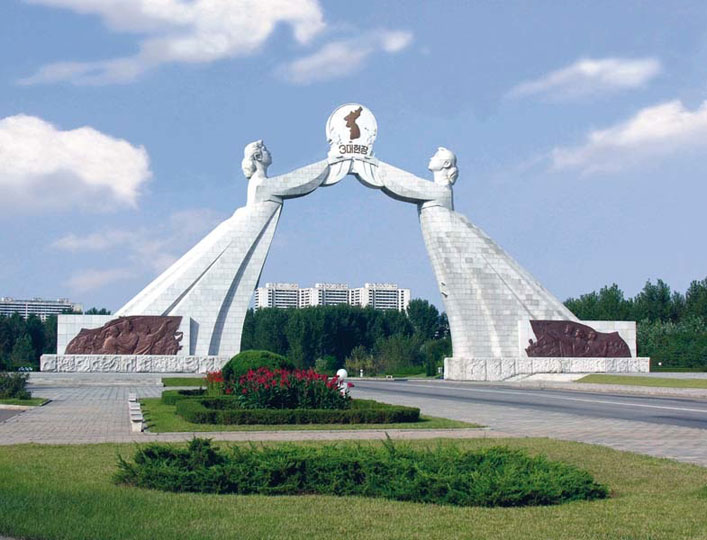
428,147,458,185
241,140,272,179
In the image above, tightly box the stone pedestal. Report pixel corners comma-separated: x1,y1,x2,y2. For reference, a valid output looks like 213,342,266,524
40,354,229,373
444,356,650,381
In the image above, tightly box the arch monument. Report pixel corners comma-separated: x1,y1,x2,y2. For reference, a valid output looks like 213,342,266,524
42,104,649,380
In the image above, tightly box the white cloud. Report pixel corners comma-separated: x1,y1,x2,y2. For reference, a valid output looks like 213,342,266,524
0,114,151,210
279,29,413,85
552,99,707,174
508,57,661,100
66,268,134,293
55,208,225,293
20,0,326,85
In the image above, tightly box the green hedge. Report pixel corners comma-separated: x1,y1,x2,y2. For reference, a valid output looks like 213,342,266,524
116,438,608,507
161,389,206,405
175,397,420,425
221,350,294,383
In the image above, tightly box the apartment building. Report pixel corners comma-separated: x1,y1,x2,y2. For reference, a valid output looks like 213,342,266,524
255,282,410,312
0,297,83,321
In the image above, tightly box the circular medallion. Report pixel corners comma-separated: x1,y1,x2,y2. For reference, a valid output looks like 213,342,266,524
326,103,377,158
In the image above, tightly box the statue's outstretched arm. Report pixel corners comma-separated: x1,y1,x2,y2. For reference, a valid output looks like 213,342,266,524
268,159,330,200
375,160,448,204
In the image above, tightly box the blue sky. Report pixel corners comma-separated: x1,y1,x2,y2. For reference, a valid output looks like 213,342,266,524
1,0,706,311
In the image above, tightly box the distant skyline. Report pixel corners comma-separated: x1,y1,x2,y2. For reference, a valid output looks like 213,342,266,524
1,1,706,312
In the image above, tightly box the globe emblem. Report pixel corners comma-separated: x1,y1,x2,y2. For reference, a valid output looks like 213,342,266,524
326,103,377,159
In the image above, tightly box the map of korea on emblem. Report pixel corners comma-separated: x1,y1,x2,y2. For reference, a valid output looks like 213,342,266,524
326,103,377,159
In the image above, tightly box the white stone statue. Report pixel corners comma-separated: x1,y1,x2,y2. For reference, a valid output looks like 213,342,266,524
117,141,329,356
47,103,648,380
362,147,577,379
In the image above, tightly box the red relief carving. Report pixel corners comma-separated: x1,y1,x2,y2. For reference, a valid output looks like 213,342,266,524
66,316,183,355
526,320,631,358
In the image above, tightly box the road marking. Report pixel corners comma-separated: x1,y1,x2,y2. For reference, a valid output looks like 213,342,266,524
357,382,707,415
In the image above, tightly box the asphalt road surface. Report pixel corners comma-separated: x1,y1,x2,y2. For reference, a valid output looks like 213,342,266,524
353,380,707,430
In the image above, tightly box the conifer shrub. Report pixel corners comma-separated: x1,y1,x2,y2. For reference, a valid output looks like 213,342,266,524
0,372,31,400
115,438,609,507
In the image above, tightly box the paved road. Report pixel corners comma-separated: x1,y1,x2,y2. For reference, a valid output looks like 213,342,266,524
351,380,707,466
354,380,707,430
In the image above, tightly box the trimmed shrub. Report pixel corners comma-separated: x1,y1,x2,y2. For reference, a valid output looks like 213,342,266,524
0,372,31,400
116,438,609,507
161,389,206,405
221,350,294,383
175,397,420,425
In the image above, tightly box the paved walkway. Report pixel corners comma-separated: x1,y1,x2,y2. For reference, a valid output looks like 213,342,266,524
0,382,509,445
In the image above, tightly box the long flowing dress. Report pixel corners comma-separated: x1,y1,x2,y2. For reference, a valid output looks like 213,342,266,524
373,161,577,361
116,161,329,356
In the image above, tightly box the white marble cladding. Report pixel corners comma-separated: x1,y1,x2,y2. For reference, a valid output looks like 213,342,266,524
41,354,229,373
517,320,638,358
444,356,650,381
419,206,578,361
57,314,192,355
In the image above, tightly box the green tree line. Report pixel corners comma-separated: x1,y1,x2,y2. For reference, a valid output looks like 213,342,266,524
564,278,707,369
241,299,450,376
0,314,57,371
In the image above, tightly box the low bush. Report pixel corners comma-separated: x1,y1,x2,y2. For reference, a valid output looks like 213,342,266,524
0,372,31,400
221,350,294,383
175,397,420,425
116,438,609,507
161,389,206,405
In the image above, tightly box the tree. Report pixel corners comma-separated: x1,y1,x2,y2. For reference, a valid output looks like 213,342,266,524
10,335,35,370
43,315,58,354
685,277,707,321
595,284,633,321
374,334,424,374
421,337,452,376
84,308,111,315
565,291,600,320
633,279,675,323
406,299,440,340
345,345,381,376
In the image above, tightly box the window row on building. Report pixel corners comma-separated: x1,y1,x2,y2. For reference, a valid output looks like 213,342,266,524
255,283,410,312
0,297,83,321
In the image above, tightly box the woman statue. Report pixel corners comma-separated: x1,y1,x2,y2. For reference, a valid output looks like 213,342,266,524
117,141,329,356
372,147,576,368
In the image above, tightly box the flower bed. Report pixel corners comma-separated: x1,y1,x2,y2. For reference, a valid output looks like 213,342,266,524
233,367,351,410
115,438,609,507
175,397,420,425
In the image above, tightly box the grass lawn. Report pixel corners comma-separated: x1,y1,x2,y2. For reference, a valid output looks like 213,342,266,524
162,377,206,387
0,397,48,406
578,374,707,389
140,397,478,432
0,439,705,539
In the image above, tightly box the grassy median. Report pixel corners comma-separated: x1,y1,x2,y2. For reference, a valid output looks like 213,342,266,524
0,397,49,406
578,374,707,389
0,439,705,539
140,397,477,432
